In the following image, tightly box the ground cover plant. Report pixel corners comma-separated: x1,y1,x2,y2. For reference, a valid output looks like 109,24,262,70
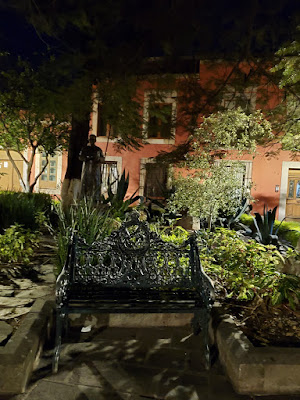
152,218,300,346
197,227,300,346
0,191,52,265
0,224,38,264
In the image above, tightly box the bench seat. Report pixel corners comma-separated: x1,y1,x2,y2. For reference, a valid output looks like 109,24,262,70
53,211,215,372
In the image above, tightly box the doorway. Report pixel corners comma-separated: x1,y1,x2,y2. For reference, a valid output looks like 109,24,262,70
286,169,300,221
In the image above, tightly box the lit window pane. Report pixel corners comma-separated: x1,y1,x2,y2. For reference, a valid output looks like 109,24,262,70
49,175,56,181
288,180,295,198
50,168,56,174
50,161,56,167
148,103,172,139
296,181,300,198
41,175,47,181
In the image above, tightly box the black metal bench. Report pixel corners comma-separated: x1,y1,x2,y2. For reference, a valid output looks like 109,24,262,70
52,211,215,372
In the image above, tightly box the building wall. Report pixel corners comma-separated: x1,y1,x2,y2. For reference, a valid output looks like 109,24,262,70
88,62,298,220
3,60,298,221
0,150,25,191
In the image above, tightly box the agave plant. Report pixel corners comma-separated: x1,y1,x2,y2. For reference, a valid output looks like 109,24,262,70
217,198,250,229
101,170,141,217
253,205,279,245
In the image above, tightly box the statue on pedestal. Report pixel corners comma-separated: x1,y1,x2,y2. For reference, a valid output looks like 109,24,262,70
79,135,104,200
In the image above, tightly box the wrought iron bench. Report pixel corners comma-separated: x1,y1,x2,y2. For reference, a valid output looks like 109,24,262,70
52,211,215,372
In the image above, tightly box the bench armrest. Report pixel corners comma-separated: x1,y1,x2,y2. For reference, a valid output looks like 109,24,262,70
56,238,76,306
189,235,215,306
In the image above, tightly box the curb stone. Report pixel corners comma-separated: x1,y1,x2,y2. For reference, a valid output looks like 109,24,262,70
0,298,55,396
216,315,300,396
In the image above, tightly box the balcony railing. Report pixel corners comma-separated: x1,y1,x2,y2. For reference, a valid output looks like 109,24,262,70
100,161,119,195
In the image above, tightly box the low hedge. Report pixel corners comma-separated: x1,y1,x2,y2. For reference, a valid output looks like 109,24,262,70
0,191,52,232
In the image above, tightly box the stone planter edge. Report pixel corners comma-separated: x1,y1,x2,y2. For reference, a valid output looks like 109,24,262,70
215,311,300,396
0,297,55,395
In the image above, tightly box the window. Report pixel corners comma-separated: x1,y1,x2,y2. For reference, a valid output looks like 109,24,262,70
39,153,58,189
101,161,119,194
143,91,177,143
215,160,252,191
140,159,170,199
97,103,114,137
99,155,122,196
221,87,257,112
148,102,173,139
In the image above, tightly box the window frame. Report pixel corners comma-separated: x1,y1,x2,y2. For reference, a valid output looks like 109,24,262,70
139,158,172,199
143,90,177,144
221,86,257,112
35,150,62,194
100,155,123,195
214,159,253,192
91,99,119,144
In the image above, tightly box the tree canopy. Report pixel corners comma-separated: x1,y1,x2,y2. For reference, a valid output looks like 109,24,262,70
271,27,300,152
0,58,70,192
0,0,298,195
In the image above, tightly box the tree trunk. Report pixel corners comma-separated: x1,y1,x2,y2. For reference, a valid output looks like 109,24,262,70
61,114,90,209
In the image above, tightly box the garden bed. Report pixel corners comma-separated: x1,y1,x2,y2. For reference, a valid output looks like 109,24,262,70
222,300,300,348
215,311,300,396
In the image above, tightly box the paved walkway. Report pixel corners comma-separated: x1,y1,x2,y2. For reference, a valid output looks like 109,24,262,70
9,325,299,400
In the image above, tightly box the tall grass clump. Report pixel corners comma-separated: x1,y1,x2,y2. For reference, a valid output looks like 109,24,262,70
53,198,116,274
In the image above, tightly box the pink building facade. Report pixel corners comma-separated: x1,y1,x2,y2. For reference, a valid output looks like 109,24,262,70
1,60,299,221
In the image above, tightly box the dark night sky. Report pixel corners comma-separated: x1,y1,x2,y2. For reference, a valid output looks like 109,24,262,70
0,0,299,64
0,10,46,57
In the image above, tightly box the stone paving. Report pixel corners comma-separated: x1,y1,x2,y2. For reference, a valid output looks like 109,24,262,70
5,326,300,400
0,236,56,344
8,326,251,400
8,325,300,400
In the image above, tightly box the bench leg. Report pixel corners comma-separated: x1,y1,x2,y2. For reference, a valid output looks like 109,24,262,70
52,310,65,374
192,308,211,370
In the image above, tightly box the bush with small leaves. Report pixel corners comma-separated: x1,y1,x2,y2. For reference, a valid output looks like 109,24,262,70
0,224,38,264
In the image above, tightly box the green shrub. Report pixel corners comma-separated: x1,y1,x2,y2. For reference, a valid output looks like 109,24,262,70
152,224,189,245
149,224,190,278
283,230,300,247
0,224,38,264
0,191,52,232
197,228,300,309
239,213,254,227
274,220,300,247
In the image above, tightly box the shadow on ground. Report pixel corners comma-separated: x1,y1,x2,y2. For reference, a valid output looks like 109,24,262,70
9,326,300,400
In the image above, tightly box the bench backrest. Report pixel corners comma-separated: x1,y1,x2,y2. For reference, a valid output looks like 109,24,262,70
66,212,213,299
